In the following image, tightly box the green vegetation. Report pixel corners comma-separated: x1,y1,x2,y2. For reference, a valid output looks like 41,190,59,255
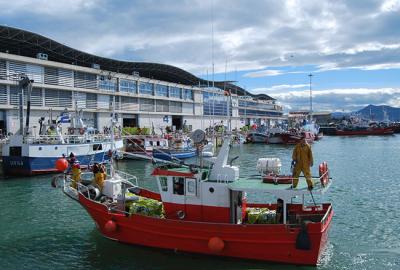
122,127,151,135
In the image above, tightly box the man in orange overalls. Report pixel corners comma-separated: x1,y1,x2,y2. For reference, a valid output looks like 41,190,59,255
292,135,314,190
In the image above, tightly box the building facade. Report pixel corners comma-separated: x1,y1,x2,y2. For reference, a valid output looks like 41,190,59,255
0,26,283,135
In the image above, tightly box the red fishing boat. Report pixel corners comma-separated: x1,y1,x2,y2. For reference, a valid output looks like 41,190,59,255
59,132,333,266
333,126,394,136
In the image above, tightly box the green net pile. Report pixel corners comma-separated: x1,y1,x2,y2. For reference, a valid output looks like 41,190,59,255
127,195,164,218
246,208,276,224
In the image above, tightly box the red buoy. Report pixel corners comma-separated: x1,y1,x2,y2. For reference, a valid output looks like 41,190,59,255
208,237,225,253
104,220,117,233
55,158,68,172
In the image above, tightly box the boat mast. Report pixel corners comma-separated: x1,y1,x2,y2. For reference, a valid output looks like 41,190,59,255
211,0,215,125
18,76,33,136
308,73,313,122
110,84,116,177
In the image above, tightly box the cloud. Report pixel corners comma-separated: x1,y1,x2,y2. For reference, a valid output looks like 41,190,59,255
0,0,400,75
251,84,309,94
244,69,283,78
269,87,400,112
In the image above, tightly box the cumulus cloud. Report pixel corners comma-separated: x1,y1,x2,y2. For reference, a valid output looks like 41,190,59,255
1,0,400,112
1,0,400,74
269,87,400,112
244,69,283,77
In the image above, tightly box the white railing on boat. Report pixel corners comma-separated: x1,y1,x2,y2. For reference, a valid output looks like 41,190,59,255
23,134,121,145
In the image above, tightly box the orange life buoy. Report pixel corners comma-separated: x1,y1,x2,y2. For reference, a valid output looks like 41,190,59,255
319,162,329,187
79,128,85,135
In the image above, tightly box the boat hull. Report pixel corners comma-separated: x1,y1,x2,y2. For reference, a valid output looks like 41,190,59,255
333,127,394,136
153,149,196,160
246,132,268,143
2,139,123,176
3,152,109,176
79,194,333,266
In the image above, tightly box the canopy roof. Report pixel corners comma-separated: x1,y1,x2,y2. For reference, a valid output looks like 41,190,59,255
0,25,274,100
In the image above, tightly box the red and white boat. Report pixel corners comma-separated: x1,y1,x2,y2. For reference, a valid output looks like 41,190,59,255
60,132,333,266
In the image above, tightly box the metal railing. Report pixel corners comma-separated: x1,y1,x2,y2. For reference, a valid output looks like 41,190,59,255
24,133,121,145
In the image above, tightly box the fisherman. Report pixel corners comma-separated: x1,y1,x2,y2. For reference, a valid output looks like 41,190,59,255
66,152,76,173
70,161,81,189
291,134,314,190
93,163,107,191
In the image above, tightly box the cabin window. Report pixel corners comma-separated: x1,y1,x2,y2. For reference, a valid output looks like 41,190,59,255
173,177,185,195
185,178,197,196
159,177,168,192
9,146,21,157
93,144,103,151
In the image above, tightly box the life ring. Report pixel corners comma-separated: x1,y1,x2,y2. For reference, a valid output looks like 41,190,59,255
319,162,329,187
79,128,85,135
68,128,74,135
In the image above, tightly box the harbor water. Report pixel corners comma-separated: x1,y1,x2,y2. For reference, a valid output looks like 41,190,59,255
1,136,400,269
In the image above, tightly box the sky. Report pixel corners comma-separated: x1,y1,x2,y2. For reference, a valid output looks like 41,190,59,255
1,0,400,112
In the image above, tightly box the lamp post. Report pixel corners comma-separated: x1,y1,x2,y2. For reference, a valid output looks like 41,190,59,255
308,74,313,121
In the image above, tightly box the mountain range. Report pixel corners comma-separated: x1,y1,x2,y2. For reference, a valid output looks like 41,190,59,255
332,105,400,121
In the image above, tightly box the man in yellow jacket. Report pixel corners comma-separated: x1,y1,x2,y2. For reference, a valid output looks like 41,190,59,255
292,135,314,190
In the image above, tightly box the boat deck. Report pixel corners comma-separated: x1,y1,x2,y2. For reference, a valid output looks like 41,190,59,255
229,177,330,196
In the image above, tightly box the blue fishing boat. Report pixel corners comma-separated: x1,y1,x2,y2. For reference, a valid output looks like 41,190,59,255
152,136,196,160
2,77,123,176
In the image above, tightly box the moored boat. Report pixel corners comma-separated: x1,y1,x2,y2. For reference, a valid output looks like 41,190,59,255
58,131,333,266
123,135,169,160
333,126,394,136
245,131,268,143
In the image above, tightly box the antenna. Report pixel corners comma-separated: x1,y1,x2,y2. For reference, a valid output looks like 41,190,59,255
211,0,215,124
308,74,313,121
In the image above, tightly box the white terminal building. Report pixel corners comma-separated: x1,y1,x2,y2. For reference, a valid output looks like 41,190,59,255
0,26,284,135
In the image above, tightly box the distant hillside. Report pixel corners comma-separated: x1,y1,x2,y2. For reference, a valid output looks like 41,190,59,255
357,105,400,121
331,112,350,119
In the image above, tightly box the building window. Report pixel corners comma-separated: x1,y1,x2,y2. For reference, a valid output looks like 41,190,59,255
45,89,72,108
10,86,43,107
238,109,283,117
119,79,137,94
139,98,154,112
169,86,181,99
139,82,153,95
74,71,97,90
44,67,74,87
9,61,44,84
170,101,182,113
121,96,139,111
203,92,231,116
86,93,97,109
155,84,168,97
0,84,7,105
99,77,117,92
183,89,193,100
156,100,169,112
0,60,6,80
